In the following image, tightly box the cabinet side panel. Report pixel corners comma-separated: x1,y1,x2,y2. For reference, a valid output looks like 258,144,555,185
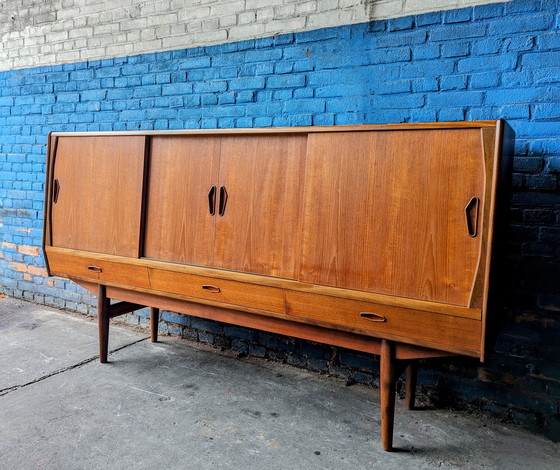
143,136,220,265
480,120,513,361
50,136,145,258
300,129,485,306
43,133,58,274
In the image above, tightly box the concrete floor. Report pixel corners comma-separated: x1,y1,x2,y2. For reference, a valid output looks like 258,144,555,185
0,296,558,469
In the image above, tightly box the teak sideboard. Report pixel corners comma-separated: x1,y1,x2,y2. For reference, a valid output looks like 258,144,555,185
43,121,512,451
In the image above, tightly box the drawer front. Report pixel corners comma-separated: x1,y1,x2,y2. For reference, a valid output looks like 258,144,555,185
285,291,481,353
47,250,150,288
148,268,286,314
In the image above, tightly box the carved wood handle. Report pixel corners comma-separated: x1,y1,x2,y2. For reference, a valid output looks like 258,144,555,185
202,285,221,293
359,312,386,323
465,196,480,238
87,265,103,273
208,186,216,216
53,179,60,204
218,186,228,216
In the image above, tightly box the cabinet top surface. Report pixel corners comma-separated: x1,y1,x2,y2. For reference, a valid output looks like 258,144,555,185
49,120,502,137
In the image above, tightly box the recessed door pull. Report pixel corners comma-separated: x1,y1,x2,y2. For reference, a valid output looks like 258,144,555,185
53,179,60,204
465,196,480,238
202,285,220,293
359,312,386,322
218,186,228,216
208,186,216,216
87,265,103,273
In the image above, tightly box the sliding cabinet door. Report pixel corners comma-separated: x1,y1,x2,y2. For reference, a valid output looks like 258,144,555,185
214,134,307,279
300,129,485,306
50,136,146,257
143,136,220,266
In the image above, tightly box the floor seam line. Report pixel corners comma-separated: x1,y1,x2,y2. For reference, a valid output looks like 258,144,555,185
0,336,149,397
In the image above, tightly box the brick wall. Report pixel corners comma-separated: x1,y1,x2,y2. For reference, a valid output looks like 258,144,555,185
1,0,559,441
1,0,509,70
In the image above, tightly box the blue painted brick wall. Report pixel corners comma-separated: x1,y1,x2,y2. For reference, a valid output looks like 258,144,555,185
1,0,559,441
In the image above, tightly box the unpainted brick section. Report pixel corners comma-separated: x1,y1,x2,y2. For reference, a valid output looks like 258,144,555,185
0,0,511,71
0,0,559,442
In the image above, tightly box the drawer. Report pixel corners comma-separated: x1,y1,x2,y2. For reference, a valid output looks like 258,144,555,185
285,291,481,353
148,268,286,314
47,250,150,288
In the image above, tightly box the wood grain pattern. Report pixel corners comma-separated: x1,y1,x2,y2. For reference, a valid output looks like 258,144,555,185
47,248,151,288
68,271,481,357
468,127,496,309
285,291,481,353
143,136,220,265
46,246,482,320
214,134,307,278
46,246,480,355
300,129,485,307
51,136,145,257
76,280,451,360
147,267,286,314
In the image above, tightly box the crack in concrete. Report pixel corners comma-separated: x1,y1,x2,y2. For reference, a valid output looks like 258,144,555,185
0,337,148,397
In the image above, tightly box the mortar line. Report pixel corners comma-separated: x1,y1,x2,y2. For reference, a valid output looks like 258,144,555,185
0,337,149,397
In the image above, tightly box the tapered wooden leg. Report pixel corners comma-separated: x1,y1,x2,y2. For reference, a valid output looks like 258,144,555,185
150,307,160,342
97,284,110,363
380,339,396,451
405,362,418,411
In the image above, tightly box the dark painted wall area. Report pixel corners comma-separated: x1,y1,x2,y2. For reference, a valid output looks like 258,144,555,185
1,0,559,441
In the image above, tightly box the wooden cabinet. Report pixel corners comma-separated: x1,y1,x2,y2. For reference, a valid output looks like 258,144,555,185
49,135,146,258
300,129,485,306
213,134,306,278
144,134,306,278
43,121,512,451
143,135,220,266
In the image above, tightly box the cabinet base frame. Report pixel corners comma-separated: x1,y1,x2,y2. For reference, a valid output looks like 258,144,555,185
93,281,451,451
